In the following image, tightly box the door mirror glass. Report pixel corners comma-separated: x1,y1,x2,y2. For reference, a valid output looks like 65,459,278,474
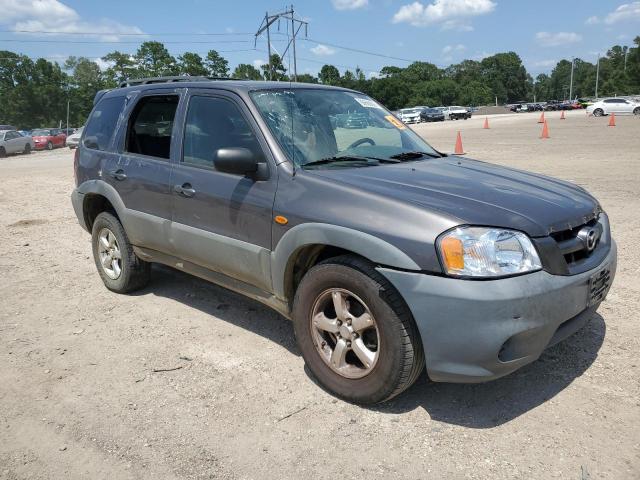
84,136,99,149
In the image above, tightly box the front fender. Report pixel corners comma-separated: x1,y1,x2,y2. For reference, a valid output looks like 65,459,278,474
270,223,421,300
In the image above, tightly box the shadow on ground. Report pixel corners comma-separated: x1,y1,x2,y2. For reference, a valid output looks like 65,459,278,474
137,264,606,429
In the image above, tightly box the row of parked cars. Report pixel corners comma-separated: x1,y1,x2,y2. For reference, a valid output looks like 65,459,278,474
395,106,472,124
0,126,83,158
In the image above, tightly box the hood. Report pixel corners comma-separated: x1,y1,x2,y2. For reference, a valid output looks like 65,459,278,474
309,157,600,237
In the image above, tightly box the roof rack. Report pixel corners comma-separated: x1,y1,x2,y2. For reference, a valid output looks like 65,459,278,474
118,76,241,88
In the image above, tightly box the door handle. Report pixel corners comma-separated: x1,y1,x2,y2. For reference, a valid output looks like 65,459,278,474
109,169,127,181
174,183,196,197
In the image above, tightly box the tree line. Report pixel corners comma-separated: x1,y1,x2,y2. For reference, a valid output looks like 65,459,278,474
0,36,638,129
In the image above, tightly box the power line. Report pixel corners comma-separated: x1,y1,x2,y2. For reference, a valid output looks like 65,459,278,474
0,29,254,36
0,38,254,45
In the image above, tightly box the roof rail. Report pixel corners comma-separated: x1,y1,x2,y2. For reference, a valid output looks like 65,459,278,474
118,76,240,88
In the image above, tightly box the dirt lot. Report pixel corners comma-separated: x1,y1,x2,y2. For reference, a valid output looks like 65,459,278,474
1,110,639,480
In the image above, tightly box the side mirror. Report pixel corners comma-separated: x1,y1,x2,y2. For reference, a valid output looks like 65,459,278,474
213,147,268,180
83,136,99,149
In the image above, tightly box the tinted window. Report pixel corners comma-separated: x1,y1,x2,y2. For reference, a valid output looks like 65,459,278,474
126,95,178,160
5,131,19,139
182,96,262,169
84,96,125,151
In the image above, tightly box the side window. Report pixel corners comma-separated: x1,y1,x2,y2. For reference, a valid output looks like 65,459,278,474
84,96,126,151
6,131,18,140
125,95,179,160
182,96,262,169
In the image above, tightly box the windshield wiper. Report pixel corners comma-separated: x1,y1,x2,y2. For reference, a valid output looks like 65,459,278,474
302,155,399,168
389,151,442,161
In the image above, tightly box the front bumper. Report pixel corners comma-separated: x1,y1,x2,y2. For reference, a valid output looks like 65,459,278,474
378,240,617,383
71,188,89,232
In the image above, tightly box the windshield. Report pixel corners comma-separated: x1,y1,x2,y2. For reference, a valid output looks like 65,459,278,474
401,108,421,114
31,129,50,136
250,89,438,168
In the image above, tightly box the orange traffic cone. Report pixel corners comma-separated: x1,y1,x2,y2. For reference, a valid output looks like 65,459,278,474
538,111,545,123
608,113,616,127
483,117,490,129
454,131,465,154
560,110,565,120
540,120,550,139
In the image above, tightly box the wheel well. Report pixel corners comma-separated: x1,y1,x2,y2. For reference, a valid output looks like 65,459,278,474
285,244,366,304
83,194,119,230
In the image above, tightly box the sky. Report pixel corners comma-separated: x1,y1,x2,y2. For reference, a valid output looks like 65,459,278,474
0,0,638,78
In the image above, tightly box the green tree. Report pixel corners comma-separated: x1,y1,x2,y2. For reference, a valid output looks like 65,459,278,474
261,54,287,81
101,51,137,86
319,64,340,85
177,52,207,76
135,41,177,77
232,63,263,80
205,50,229,77
64,56,105,126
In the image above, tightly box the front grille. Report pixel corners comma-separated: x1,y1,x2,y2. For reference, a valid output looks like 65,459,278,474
550,218,600,266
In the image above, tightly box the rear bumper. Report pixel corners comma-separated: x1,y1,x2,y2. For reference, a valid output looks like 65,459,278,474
378,240,616,383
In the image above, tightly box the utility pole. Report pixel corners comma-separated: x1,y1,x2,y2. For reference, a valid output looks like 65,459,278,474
255,6,308,82
595,53,600,99
66,99,70,135
568,57,575,101
624,46,629,72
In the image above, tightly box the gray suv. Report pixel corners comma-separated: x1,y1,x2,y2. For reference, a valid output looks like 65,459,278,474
71,77,616,404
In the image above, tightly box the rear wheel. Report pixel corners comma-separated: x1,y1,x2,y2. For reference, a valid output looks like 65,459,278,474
593,108,604,117
0,147,5,158
292,255,424,404
634,107,640,116
91,212,150,293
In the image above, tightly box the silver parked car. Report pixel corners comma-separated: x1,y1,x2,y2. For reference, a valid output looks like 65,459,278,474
587,98,640,116
0,130,34,157
66,126,84,149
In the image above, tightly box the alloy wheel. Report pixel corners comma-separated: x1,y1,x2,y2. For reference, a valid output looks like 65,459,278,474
97,228,122,280
310,288,380,379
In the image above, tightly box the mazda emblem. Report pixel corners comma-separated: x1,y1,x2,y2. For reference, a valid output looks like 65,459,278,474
577,225,602,253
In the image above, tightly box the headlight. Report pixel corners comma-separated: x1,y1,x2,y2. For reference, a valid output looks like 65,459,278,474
437,226,542,278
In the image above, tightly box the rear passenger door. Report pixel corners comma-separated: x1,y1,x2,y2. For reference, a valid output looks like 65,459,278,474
169,90,277,292
106,89,184,254
4,131,22,153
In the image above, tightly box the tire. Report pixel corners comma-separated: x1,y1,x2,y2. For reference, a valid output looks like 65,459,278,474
0,147,5,158
23,143,31,154
91,212,150,293
593,108,604,117
292,255,424,404
634,107,640,116
46,141,53,150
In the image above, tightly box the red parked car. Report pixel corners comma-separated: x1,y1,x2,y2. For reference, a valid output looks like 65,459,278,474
31,128,67,150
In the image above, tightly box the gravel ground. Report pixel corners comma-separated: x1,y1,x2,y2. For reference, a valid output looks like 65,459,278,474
1,110,639,480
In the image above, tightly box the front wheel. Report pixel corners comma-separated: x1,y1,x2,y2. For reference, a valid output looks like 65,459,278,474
23,143,31,154
292,255,424,404
46,141,53,150
634,107,640,116
91,212,151,293
593,108,604,117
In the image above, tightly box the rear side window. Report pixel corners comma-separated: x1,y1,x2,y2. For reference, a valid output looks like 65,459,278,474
182,96,262,169
125,95,179,160
84,96,125,151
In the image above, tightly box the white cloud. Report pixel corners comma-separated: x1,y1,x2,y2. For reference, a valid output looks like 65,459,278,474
585,15,600,25
368,71,380,78
332,0,368,10
310,44,336,56
392,0,496,27
252,59,266,69
442,44,465,54
472,51,494,60
94,58,113,71
0,0,143,41
604,2,640,24
532,59,557,68
535,31,582,47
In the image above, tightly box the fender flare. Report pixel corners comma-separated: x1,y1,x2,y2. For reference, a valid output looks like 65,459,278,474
270,223,420,300
76,179,128,227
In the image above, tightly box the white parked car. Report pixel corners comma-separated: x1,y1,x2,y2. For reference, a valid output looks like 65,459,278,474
398,108,423,124
586,98,640,116
442,106,471,120
66,126,84,149
0,130,34,157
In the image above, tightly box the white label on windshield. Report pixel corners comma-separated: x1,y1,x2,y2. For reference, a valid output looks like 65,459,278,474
354,97,383,109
